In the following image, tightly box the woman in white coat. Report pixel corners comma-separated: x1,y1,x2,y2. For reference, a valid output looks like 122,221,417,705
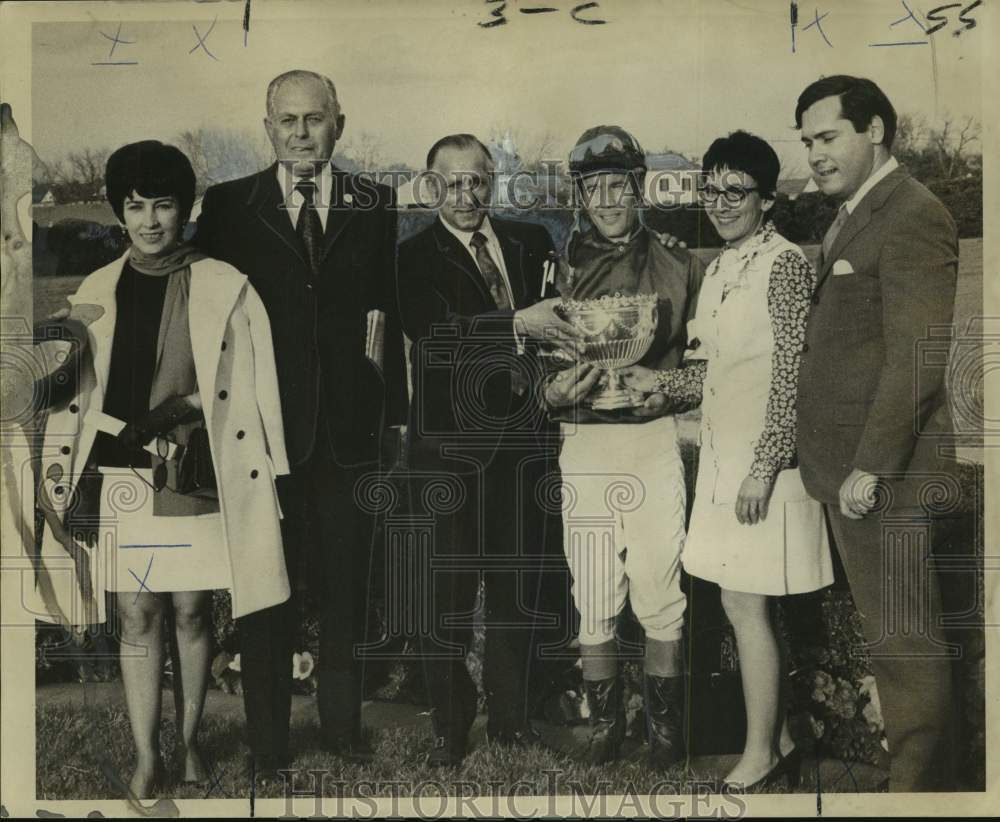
36,141,290,799
623,131,833,791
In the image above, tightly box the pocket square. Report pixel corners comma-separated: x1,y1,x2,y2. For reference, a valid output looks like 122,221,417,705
831,259,855,276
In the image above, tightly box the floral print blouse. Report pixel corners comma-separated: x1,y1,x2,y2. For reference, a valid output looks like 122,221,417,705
655,221,815,483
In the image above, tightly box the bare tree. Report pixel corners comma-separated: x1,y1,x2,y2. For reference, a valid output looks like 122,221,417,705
521,128,557,171
894,113,928,158
174,127,271,190
64,147,108,200
340,130,386,173
176,129,210,193
930,115,981,179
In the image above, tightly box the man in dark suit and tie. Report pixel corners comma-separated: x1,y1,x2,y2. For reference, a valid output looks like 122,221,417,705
795,75,961,791
195,69,407,775
396,134,582,766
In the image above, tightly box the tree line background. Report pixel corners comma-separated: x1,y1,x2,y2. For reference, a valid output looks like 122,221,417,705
37,112,983,245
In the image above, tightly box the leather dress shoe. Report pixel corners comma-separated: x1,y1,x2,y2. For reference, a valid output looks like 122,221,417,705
426,733,467,768
426,699,477,768
324,732,375,765
246,753,290,790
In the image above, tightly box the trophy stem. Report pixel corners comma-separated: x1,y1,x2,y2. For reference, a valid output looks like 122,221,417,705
589,366,642,410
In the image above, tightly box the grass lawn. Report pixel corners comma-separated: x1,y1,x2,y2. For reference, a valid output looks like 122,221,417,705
36,690,807,802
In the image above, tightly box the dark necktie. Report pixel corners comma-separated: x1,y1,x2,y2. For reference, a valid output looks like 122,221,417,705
470,231,513,310
470,231,528,395
294,180,323,277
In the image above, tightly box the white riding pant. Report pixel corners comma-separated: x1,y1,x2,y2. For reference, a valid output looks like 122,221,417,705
558,416,687,645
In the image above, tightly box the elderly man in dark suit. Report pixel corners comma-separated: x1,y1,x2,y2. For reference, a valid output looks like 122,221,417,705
397,134,582,767
195,69,407,775
795,75,960,791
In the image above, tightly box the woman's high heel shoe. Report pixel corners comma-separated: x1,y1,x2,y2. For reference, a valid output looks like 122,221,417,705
722,746,802,793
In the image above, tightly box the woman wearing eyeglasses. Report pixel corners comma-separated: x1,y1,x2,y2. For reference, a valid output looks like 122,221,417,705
36,141,290,800
623,130,833,791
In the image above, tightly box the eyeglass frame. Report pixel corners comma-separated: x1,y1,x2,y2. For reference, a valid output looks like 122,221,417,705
129,435,175,493
697,184,761,206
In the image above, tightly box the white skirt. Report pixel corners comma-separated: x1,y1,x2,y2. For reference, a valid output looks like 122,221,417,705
681,465,834,596
97,468,232,595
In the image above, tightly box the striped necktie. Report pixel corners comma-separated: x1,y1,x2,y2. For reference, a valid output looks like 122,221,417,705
822,204,849,263
294,180,323,278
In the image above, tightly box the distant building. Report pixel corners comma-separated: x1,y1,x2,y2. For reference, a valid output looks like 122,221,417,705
645,152,700,207
32,184,55,206
777,177,816,201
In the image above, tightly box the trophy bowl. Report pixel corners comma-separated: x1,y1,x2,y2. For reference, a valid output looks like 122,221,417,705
561,292,658,409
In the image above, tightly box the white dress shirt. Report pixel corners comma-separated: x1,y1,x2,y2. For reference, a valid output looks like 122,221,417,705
439,215,517,307
844,155,899,215
440,215,527,353
276,162,333,231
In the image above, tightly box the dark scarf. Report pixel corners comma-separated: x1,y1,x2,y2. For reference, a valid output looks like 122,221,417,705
129,242,217,516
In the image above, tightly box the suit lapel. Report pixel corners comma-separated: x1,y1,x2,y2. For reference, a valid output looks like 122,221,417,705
319,165,358,265
816,165,910,289
432,218,494,306
495,221,529,308
251,165,308,268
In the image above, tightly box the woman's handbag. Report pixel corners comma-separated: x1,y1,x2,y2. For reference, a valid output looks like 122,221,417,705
176,425,217,496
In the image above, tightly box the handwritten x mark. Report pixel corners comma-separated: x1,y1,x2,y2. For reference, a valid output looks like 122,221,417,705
129,557,154,603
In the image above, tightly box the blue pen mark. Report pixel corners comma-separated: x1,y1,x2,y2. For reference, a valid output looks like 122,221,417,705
93,20,138,66
869,40,928,45
130,557,154,602
203,756,232,798
120,543,192,549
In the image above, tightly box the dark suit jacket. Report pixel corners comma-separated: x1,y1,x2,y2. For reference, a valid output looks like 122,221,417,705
797,165,959,505
397,216,558,473
194,163,407,468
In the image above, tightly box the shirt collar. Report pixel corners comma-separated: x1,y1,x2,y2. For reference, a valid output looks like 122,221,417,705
440,213,497,250
844,155,898,215
276,160,333,203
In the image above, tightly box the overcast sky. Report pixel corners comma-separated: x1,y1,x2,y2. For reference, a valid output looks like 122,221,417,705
31,0,984,180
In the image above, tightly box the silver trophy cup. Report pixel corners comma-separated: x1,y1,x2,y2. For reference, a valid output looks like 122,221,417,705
561,293,658,410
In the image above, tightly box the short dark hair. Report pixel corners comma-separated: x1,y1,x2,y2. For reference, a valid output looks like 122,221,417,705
701,130,780,199
425,133,494,171
795,75,897,148
105,140,196,224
